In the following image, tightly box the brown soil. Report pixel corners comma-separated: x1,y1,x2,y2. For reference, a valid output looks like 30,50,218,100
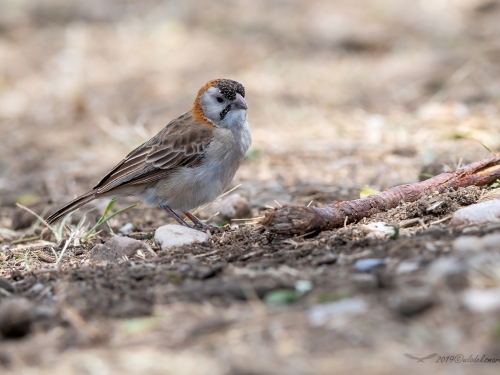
2,1,500,374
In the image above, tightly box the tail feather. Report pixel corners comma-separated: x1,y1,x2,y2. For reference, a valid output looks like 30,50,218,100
46,191,96,225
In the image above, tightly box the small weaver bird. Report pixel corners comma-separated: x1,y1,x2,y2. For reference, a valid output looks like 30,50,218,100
46,79,251,231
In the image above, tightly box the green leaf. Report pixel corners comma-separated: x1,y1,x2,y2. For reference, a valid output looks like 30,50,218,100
316,288,350,303
490,179,500,189
264,289,299,305
168,273,183,282
360,187,380,198
389,225,399,240
16,193,38,205
419,173,435,179
120,317,163,335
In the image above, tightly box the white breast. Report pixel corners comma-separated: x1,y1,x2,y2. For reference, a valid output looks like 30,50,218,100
141,122,251,212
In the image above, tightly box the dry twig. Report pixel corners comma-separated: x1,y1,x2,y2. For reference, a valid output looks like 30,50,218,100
263,155,500,235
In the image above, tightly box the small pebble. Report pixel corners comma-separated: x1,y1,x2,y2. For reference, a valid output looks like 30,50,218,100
453,233,500,253
425,242,437,252
428,257,468,290
119,222,134,234
308,298,367,326
389,285,435,316
295,280,313,293
451,200,500,225
155,225,209,250
396,261,420,274
90,236,154,263
0,298,34,338
361,222,396,239
0,278,14,294
354,258,388,272
351,273,378,290
462,288,500,313
25,283,44,297
206,194,251,224
0,229,16,241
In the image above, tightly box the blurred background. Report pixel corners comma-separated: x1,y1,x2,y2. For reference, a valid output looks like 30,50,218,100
1,0,500,209
2,1,500,373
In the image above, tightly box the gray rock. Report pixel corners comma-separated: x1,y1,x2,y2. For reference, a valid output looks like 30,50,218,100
154,225,209,250
0,228,16,241
451,200,500,225
0,277,14,294
207,194,251,223
389,284,435,316
0,298,34,338
90,236,154,263
351,273,378,290
428,257,468,290
453,236,482,253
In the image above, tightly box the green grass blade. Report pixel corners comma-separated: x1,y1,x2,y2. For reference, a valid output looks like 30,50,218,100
101,202,141,223
16,203,56,233
102,199,116,218
83,201,140,239
55,212,74,243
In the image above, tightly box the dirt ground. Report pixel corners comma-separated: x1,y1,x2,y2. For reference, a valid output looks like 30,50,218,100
2,0,500,374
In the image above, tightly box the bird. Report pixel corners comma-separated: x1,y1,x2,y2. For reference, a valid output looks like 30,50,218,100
403,353,439,363
46,78,251,231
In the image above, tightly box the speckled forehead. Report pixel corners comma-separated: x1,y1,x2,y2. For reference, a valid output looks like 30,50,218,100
215,80,245,100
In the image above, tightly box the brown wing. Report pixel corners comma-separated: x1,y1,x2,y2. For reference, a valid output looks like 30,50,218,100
93,111,214,195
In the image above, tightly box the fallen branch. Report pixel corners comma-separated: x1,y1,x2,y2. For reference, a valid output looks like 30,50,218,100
263,154,500,235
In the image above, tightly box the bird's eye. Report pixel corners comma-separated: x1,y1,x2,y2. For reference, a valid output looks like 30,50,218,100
216,97,224,103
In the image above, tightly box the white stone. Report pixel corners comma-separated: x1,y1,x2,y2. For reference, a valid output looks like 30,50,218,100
396,261,420,274
462,288,500,313
453,233,500,253
154,225,209,250
451,200,500,225
119,222,134,234
481,233,500,250
361,222,395,239
295,280,313,293
428,257,468,290
0,228,17,241
308,298,367,327
453,236,483,253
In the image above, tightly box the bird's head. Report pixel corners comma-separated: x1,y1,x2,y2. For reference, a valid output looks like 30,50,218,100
193,79,247,128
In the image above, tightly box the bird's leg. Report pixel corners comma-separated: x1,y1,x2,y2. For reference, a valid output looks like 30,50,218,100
160,205,190,227
183,211,213,231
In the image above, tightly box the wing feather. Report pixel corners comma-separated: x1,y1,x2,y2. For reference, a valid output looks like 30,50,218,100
93,112,213,195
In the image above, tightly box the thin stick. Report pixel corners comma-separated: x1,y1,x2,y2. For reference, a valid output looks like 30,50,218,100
11,236,40,245
430,216,452,225
56,231,76,268
193,249,220,258
263,155,500,235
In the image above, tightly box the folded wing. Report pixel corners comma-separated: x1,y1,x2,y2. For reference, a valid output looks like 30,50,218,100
94,112,214,195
